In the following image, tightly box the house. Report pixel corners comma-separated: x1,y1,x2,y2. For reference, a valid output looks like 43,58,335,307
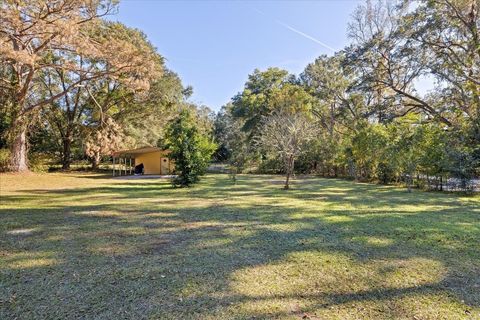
112,147,174,176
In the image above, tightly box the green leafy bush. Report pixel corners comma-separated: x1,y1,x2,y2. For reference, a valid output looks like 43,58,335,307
0,149,10,172
29,152,56,172
165,109,216,187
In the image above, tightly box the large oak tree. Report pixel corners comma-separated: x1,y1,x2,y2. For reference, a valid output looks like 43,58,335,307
0,0,160,171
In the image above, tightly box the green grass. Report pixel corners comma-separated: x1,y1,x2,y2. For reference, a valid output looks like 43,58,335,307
0,173,479,319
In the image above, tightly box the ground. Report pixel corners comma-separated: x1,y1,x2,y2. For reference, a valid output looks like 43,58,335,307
0,173,479,319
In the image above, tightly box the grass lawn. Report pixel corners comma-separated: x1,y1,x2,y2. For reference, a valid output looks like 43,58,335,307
0,173,479,319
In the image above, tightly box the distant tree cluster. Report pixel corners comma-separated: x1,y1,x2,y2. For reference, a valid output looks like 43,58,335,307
0,0,213,174
1,0,478,191
214,0,479,191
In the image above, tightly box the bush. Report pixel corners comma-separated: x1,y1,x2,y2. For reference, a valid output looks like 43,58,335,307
0,149,56,172
447,147,477,192
165,110,216,187
29,152,56,172
376,162,396,184
0,149,10,172
258,157,283,174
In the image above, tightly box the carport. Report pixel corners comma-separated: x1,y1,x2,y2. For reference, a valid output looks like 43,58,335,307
112,147,173,176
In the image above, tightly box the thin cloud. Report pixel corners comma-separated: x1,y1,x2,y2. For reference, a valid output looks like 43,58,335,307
252,7,336,52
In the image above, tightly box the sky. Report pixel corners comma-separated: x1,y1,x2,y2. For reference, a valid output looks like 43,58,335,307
116,0,362,111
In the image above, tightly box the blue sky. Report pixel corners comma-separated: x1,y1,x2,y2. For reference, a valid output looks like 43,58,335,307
116,0,361,110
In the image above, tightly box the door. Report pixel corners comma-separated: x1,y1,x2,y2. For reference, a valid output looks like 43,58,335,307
160,157,170,175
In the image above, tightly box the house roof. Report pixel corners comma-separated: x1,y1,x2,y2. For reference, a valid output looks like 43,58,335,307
112,147,167,157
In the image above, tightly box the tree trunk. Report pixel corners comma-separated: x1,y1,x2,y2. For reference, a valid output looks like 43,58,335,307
92,155,100,170
284,156,294,190
9,122,29,172
91,152,101,170
406,173,412,193
61,132,73,170
284,169,291,190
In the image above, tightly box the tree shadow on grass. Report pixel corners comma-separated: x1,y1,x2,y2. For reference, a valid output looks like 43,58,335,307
0,174,479,319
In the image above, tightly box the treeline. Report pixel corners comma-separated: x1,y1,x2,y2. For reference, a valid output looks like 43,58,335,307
214,0,480,191
0,0,214,172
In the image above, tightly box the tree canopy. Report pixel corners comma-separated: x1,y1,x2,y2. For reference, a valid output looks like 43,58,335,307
214,0,479,191
1,0,478,191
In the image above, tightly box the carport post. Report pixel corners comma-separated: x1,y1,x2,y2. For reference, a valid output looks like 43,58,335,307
112,156,115,176
124,157,127,176
129,157,132,175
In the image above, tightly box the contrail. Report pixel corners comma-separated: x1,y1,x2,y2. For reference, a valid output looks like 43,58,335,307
252,7,336,53
276,20,336,52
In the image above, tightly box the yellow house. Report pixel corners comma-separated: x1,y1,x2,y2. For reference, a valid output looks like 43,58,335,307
112,147,174,176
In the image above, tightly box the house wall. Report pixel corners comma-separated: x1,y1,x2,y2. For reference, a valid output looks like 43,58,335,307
135,151,174,175
135,151,161,174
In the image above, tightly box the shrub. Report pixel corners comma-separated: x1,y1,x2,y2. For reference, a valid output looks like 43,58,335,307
0,149,10,172
165,110,216,187
29,152,56,172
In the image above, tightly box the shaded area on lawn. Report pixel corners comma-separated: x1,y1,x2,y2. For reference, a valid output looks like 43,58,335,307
0,174,479,319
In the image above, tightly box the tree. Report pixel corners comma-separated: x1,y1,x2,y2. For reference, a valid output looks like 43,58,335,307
405,0,479,122
347,0,454,125
214,103,250,181
256,109,317,189
42,69,90,169
231,68,303,138
85,117,123,169
0,1,160,171
123,70,188,148
404,0,480,168
349,124,389,181
41,21,164,169
0,0,110,171
302,54,355,133
211,0,478,191
415,124,449,190
165,109,216,187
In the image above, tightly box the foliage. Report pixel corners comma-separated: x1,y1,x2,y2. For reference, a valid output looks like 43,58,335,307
215,0,479,192
0,104,12,149
0,0,478,190
213,103,251,177
122,70,187,148
231,68,313,138
165,110,216,187
0,1,162,171
0,148,10,172
85,117,123,169
28,152,57,173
